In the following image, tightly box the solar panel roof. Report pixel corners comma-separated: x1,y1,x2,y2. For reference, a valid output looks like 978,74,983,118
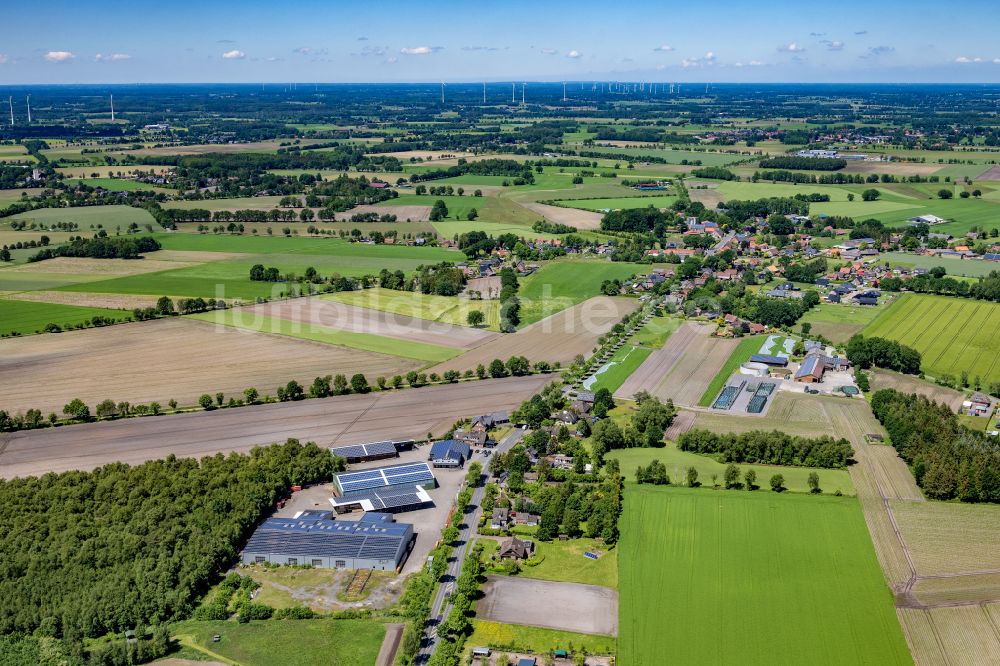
330,441,397,460
335,462,435,493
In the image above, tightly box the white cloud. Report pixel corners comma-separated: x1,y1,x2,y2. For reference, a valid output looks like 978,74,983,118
540,48,557,55
734,60,766,68
265,56,282,62
94,53,131,62
822,40,844,51
0,54,9,65
222,49,246,59
653,44,675,52
778,42,806,53
355,45,387,57
462,45,498,52
682,51,717,68
566,50,581,59
955,56,983,63
400,46,442,55
385,56,398,64
995,58,1000,64
44,51,75,62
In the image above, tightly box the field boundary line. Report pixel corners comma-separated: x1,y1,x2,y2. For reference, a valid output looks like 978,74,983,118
327,394,382,446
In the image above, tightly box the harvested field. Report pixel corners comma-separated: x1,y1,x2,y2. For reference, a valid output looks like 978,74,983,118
428,296,639,374
517,202,603,230
0,317,419,416
872,370,965,412
614,322,736,406
464,276,501,299
150,249,250,263
975,165,1000,181
920,606,1000,665
688,187,725,208
844,161,943,176
4,290,162,310
332,204,430,221
135,140,287,156
478,576,618,636
662,409,696,440
911,573,1000,607
891,501,1000,576
1,256,195,277
896,609,949,665
237,297,497,349
0,375,549,478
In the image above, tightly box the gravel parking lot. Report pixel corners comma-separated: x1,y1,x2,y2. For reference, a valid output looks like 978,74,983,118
479,575,619,636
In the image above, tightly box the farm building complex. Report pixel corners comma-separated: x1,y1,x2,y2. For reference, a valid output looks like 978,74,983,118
428,439,472,468
329,483,434,514
333,461,436,495
241,511,414,571
330,440,399,464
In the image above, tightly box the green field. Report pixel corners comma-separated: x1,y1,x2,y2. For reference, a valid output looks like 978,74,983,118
467,620,616,657
173,619,384,666
618,487,910,665
575,145,746,167
630,315,681,348
799,302,886,343
587,346,652,395
188,309,460,363
0,298,128,336
324,287,501,330
67,177,163,192
698,335,766,406
880,251,1000,278
608,444,855,495
517,260,646,324
863,293,1000,383
7,205,157,229
556,195,678,211
715,180,862,202
162,195,286,211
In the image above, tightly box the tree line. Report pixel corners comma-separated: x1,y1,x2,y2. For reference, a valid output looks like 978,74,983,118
28,235,161,262
676,429,854,468
846,335,921,374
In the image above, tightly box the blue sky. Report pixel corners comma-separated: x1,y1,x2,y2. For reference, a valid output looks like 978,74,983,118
2,0,1000,84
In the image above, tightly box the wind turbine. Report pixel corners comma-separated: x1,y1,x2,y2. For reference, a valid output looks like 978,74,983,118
110,93,115,122
26,95,31,123
440,81,445,104
511,82,516,104
521,82,525,105
483,81,486,104
8,96,13,126
562,82,567,102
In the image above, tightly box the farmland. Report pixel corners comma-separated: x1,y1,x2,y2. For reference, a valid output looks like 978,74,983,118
0,298,128,335
697,335,766,406
188,309,460,363
0,374,550,478
618,486,912,665
799,302,885,343
0,316,420,416
325,287,502,330
428,296,638,374
6,204,157,229
586,316,681,394
863,293,1000,383
517,260,646,324
608,443,856,496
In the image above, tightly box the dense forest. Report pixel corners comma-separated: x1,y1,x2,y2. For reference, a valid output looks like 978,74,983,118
871,390,1000,502
0,440,338,648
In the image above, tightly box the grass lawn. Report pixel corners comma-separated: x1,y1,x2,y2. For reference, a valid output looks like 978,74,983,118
188,310,460,363
618,486,911,666
172,618,385,666
485,536,618,588
67,177,164,192
715,180,861,202
863,292,1000,383
0,298,128,336
7,205,157,229
323,287,501,330
467,620,616,657
630,315,680,348
608,444,855,496
697,335,766,406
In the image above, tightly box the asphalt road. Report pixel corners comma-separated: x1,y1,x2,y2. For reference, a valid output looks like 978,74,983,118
417,428,526,662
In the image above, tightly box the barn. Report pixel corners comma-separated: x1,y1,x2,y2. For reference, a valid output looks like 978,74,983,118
330,440,399,464
241,511,414,571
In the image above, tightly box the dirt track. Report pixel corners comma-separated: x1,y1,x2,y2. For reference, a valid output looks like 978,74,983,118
428,296,639,374
244,297,498,349
0,375,549,478
0,317,420,415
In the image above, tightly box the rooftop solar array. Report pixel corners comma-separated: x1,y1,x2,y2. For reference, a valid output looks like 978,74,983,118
244,512,412,561
335,462,434,494
330,484,432,512
330,441,397,461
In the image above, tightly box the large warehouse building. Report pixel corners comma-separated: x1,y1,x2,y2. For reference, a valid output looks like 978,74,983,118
241,510,414,571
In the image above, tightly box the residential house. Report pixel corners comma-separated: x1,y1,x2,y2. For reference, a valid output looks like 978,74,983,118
497,537,535,560
491,507,511,530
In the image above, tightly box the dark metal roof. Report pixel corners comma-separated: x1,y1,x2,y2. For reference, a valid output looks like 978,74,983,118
429,439,471,462
244,512,411,560
330,440,397,460
335,462,435,494
749,354,788,366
